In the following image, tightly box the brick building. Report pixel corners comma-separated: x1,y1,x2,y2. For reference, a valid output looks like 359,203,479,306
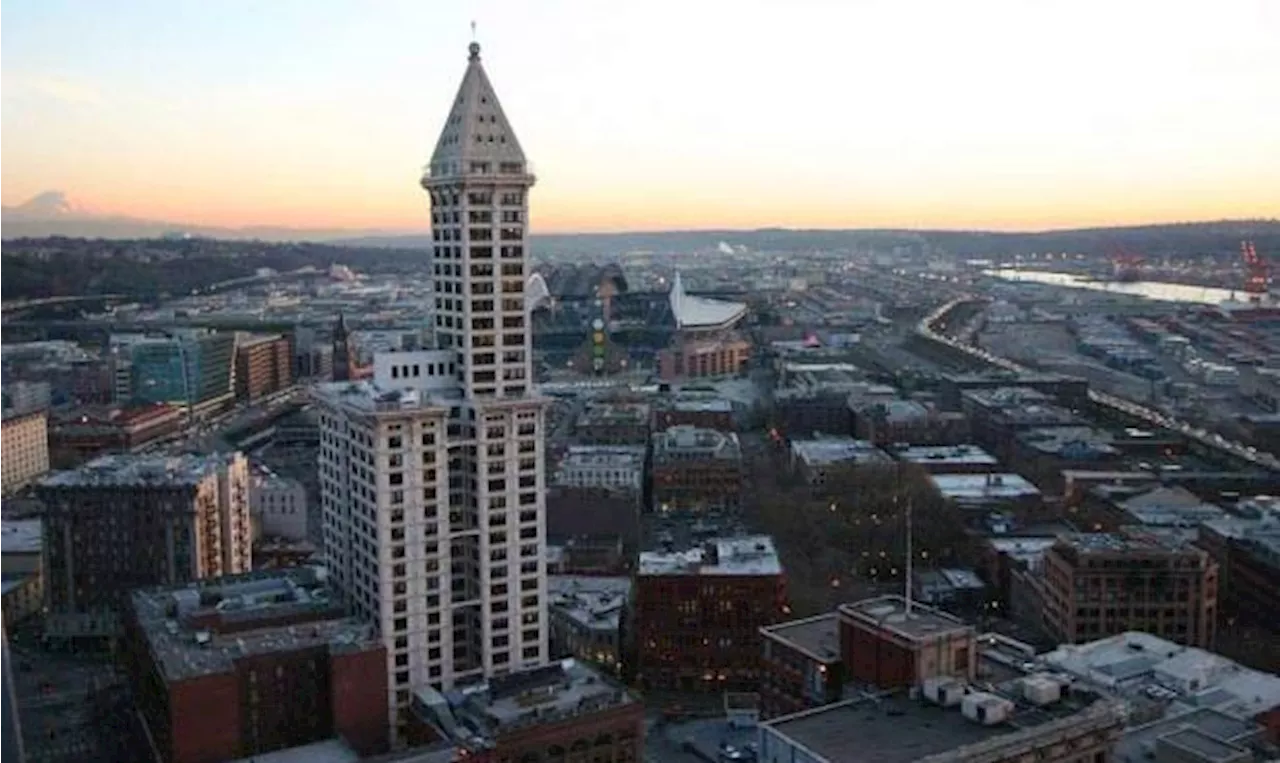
652,395,734,433
759,613,843,718
573,401,651,446
121,567,387,763
1040,532,1218,648
48,403,185,468
633,535,787,693
836,596,977,691
1199,503,1280,631
36,452,252,639
651,425,743,514
406,659,643,762
234,333,294,403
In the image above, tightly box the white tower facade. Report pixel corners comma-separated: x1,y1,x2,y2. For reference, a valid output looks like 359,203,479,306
316,41,549,744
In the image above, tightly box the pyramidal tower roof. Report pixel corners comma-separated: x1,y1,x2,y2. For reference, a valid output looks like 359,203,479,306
427,41,527,177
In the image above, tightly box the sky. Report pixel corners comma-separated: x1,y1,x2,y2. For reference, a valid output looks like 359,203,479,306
3,0,1279,234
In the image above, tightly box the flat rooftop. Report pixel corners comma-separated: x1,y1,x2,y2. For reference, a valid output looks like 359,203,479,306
764,692,1120,763
1017,426,1120,458
1055,531,1202,555
838,596,972,642
577,401,649,425
548,576,631,632
638,534,781,577
556,445,647,470
40,452,243,489
895,444,998,468
131,566,378,681
930,473,1040,503
761,613,840,663
228,739,360,763
312,379,462,415
792,437,891,467
1,519,42,554
663,396,732,413
653,425,741,461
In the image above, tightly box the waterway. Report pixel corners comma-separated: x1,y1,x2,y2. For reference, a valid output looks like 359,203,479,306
985,269,1235,306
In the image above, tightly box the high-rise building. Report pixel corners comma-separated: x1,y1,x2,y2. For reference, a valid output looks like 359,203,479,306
36,452,252,640
1,409,49,496
316,40,548,744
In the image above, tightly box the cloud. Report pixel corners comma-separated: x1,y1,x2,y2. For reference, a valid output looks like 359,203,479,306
4,73,105,107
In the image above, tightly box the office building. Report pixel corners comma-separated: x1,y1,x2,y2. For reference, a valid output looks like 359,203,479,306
234,333,294,402
1,519,43,624
47,403,184,468
316,40,549,743
36,452,252,639
121,567,387,763
632,535,786,693
1,409,49,495
121,331,237,416
1040,532,1218,648
548,575,630,673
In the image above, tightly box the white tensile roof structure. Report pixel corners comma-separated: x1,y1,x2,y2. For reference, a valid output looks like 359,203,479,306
669,272,747,330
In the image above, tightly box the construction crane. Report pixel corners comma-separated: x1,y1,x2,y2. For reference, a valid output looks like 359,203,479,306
1241,240,1270,304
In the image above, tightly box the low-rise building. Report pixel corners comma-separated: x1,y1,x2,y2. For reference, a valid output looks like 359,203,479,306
548,575,630,674
789,436,892,485
928,473,1043,525
1198,498,1280,631
758,687,1124,763
1,519,43,624
760,613,843,718
634,535,787,693
652,395,735,433
893,444,1000,475
651,425,743,514
121,566,388,763
851,398,969,447
47,403,185,468
406,659,644,761
837,596,977,690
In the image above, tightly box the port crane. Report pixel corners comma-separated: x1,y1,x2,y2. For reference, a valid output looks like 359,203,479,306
1108,245,1145,282
1241,240,1271,304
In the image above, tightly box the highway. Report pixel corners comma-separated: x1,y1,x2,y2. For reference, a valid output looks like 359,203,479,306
917,297,1280,473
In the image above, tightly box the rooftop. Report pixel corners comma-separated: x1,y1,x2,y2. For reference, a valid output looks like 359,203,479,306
1043,632,1280,720
1,519,42,554
653,425,741,461
548,576,631,633
416,659,638,748
130,566,378,681
662,396,733,413
555,445,646,471
761,613,840,663
792,437,892,468
227,739,360,763
577,401,650,426
930,473,1041,503
1017,426,1121,459
1054,531,1203,556
638,534,781,577
312,378,460,415
1118,486,1228,529
669,272,748,330
894,444,999,468
763,690,1122,763
837,596,973,643
40,452,244,489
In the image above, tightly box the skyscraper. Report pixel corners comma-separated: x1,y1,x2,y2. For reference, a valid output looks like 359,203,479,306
316,40,548,743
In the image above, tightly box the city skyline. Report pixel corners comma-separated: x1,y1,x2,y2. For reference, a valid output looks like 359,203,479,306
3,0,1279,234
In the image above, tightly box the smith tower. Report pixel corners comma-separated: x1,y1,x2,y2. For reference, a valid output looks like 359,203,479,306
421,41,550,678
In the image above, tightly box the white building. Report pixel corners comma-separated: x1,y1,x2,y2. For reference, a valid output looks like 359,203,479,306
553,445,646,491
249,472,308,541
315,41,548,744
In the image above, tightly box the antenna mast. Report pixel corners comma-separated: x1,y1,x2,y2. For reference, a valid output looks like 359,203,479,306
904,490,914,615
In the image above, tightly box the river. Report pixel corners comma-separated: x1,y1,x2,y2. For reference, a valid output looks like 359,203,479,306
984,268,1236,306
